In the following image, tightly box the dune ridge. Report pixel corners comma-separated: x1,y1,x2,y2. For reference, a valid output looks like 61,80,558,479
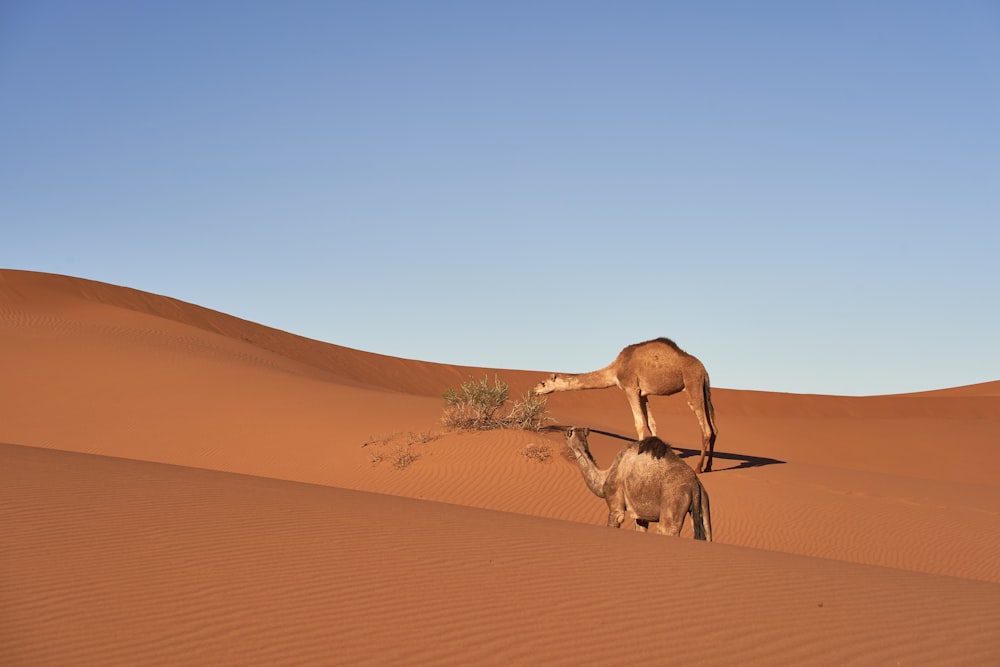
4,443,999,667
2,268,999,665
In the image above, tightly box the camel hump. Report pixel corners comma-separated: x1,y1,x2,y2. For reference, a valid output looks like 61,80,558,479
650,336,681,349
636,436,672,459
629,337,681,350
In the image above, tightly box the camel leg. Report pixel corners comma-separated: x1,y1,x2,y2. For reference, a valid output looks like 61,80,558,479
606,488,628,529
684,385,717,474
656,496,688,536
655,512,683,537
641,394,658,436
696,483,712,542
625,388,652,439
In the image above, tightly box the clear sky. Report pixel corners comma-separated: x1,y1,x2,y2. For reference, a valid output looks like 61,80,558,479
3,1,998,396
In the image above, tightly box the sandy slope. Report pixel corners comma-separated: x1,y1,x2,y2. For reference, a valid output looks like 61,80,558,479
2,269,999,665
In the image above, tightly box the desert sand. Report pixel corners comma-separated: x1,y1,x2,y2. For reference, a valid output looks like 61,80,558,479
2,268,998,666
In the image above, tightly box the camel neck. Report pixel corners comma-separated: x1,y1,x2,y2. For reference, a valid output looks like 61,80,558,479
571,450,608,498
562,367,617,391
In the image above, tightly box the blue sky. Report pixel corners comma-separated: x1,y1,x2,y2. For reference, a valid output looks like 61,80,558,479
3,1,998,395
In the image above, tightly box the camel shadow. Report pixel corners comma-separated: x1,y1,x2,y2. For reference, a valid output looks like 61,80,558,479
540,425,785,472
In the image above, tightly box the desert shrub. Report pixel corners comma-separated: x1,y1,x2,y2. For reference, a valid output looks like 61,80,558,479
364,431,436,468
390,444,418,469
363,431,436,448
442,375,509,429
402,431,435,445
507,390,550,431
521,443,552,463
442,375,549,431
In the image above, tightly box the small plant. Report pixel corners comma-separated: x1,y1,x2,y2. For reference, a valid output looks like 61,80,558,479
507,390,550,431
441,375,549,431
442,375,509,430
362,433,393,448
405,431,436,445
363,431,436,448
363,431,437,468
521,443,552,463
390,444,418,469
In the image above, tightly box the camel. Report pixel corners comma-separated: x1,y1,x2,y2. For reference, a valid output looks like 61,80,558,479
533,337,718,473
564,427,712,540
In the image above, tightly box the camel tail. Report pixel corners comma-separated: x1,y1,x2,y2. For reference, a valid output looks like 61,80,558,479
701,481,712,541
691,481,712,542
703,375,718,443
702,374,718,472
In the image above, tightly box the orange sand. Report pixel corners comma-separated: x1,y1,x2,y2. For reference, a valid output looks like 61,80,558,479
2,269,999,665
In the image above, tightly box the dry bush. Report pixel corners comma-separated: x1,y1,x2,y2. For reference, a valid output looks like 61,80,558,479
405,431,436,445
364,431,436,468
363,431,436,448
442,375,509,430
442,375,549,431
521,443,552,463
363,433,393,449
507,391,550,431
390,444,418,469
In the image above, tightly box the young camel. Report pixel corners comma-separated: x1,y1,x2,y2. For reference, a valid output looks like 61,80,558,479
534,337,718,473
564,427,712,540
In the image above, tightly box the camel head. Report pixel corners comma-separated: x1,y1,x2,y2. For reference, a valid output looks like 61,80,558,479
532,373,562,395
564,426,592,459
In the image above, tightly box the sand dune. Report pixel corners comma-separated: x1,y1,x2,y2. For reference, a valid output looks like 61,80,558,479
2,269,999,665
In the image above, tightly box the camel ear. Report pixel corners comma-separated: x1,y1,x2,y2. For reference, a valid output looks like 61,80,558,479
549,373,558,380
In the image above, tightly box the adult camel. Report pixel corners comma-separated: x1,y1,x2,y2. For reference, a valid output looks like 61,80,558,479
564,427,712,540
533,338,718,473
